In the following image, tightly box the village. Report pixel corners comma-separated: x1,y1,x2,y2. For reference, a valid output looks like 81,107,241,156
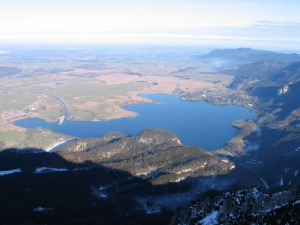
177,86,259,113
0,93,47,124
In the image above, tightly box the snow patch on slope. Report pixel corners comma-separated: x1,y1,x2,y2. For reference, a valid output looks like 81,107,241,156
200,211,219,225
34,167,69,173
260,178,269,189
0,168,21,176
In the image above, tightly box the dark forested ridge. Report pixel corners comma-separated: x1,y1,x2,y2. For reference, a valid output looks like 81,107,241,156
0,129,237,225
55,129,234,185
0,148,175,224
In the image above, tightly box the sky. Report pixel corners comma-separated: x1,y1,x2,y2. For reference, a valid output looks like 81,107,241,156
0,0,299,50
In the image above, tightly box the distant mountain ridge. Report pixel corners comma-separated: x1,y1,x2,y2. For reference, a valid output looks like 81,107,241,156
199,48,300,65
229,61,300,90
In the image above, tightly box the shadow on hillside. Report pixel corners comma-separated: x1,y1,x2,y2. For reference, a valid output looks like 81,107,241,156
0,147,239,225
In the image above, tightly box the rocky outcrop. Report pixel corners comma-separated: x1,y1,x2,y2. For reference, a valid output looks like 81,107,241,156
277,84,289,95
171,186,300,225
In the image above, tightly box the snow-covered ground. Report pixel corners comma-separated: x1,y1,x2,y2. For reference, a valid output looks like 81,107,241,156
33,207,54,212
295,170,299,177
244,143,260,151
200,211,218,225
0,168,22,176
34,167,69,173
91,185,111,199
260,178,269,189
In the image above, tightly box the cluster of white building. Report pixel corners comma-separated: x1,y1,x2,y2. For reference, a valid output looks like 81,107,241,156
0,93,47,123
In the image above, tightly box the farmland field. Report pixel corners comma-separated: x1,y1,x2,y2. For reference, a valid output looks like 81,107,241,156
0,46,233,149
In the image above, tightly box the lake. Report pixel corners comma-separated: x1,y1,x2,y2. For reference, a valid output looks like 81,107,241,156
14,93,256,151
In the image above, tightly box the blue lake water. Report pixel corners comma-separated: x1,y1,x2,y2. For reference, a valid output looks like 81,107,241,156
14,93,256,151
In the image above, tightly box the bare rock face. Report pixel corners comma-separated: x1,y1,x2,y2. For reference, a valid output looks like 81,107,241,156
277,84,289,95
171,186,300,225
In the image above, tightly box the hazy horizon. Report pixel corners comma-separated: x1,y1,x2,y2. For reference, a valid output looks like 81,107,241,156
0,0,299,51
